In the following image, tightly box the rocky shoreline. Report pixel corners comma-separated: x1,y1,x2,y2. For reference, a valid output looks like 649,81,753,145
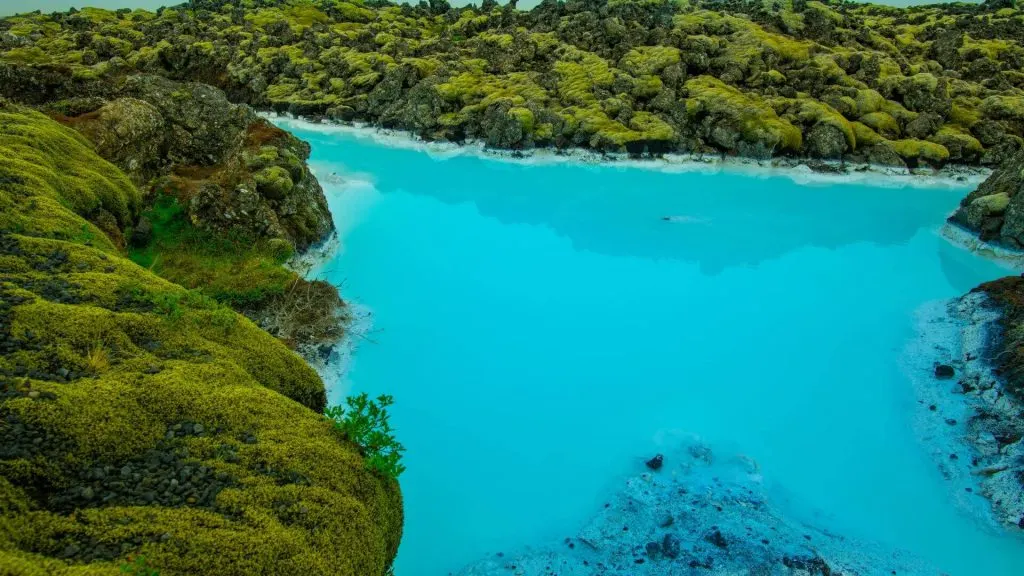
457,438,936,576
908,293,1024,532
7,0,1022,169
270,113,992,190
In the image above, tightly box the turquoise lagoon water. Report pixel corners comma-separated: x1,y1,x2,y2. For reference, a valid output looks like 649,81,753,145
280,121,1024,576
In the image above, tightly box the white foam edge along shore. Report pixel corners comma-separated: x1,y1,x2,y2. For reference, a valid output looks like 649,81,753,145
941,223,1024,270
455,434,937,576
905,293,1024,531
264,113,991,191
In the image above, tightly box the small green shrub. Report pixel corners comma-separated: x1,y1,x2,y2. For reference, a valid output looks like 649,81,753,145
121,555,159,576
326,393,406,480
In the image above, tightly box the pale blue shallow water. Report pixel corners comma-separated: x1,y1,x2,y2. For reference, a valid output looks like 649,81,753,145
283,123,1024,576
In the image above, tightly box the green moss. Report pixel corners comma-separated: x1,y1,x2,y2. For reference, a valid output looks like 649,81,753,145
960,35,1015,60
782,99,856,149
858,111,900,139
970,192,1010,214
764,69,787,85
508,107,535,133
628,111,675,142
618,46,681,76
806,1,843,24
563,106,674,151
930,125,983,158
254,166,295,199
1,0,1022,166
685,75,802,153
0,107,139,252
0,104,401,576
889,138,950,166
724,17,813,64
333,1,376,23
851,121,883,147
950,102,982,128
437,71,547,111
854,89,888,116
982,95,1024,123
554,49,615,106
632,75,663,99
128,195,296,310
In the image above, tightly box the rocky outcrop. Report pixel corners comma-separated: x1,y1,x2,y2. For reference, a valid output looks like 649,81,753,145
950,150,1024,245
0,103,403,575
46,75,333,253
26,75,345,365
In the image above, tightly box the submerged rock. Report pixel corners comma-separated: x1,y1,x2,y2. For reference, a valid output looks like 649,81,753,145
934,364,956,379
645,453,664,470
457,438,935,575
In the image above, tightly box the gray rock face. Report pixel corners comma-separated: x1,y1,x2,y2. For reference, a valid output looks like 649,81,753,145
866,142,907,168
905,112,943,140
805,123,848,158
69,97,166,185
457,438,935,576
119,74,252,168
950,150,1024,245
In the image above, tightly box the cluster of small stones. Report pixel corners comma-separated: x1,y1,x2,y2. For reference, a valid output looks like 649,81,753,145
1,260,265,563
51,423,237,514
0,415,244,561
0,289,81,383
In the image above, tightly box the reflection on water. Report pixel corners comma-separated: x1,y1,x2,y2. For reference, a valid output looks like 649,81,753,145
301,131,961,276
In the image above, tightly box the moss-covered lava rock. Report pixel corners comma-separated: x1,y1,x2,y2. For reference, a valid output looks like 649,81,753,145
0,103,402,575
950,149,1024,245
3,0,1024,166
19,74,346,361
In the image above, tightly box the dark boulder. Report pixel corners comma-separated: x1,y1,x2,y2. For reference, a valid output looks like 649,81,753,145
645,454,664,470
662,533,681,559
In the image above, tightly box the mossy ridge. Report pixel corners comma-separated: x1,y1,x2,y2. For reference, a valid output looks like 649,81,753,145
0,104,402,575
0,107,139,252
3,0,1023,165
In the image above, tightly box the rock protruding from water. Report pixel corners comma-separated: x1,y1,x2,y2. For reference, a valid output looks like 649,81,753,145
949,150,1024,247
457,438,934,575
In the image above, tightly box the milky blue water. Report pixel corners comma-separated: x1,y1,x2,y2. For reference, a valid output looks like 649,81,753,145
281,122,1024,576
